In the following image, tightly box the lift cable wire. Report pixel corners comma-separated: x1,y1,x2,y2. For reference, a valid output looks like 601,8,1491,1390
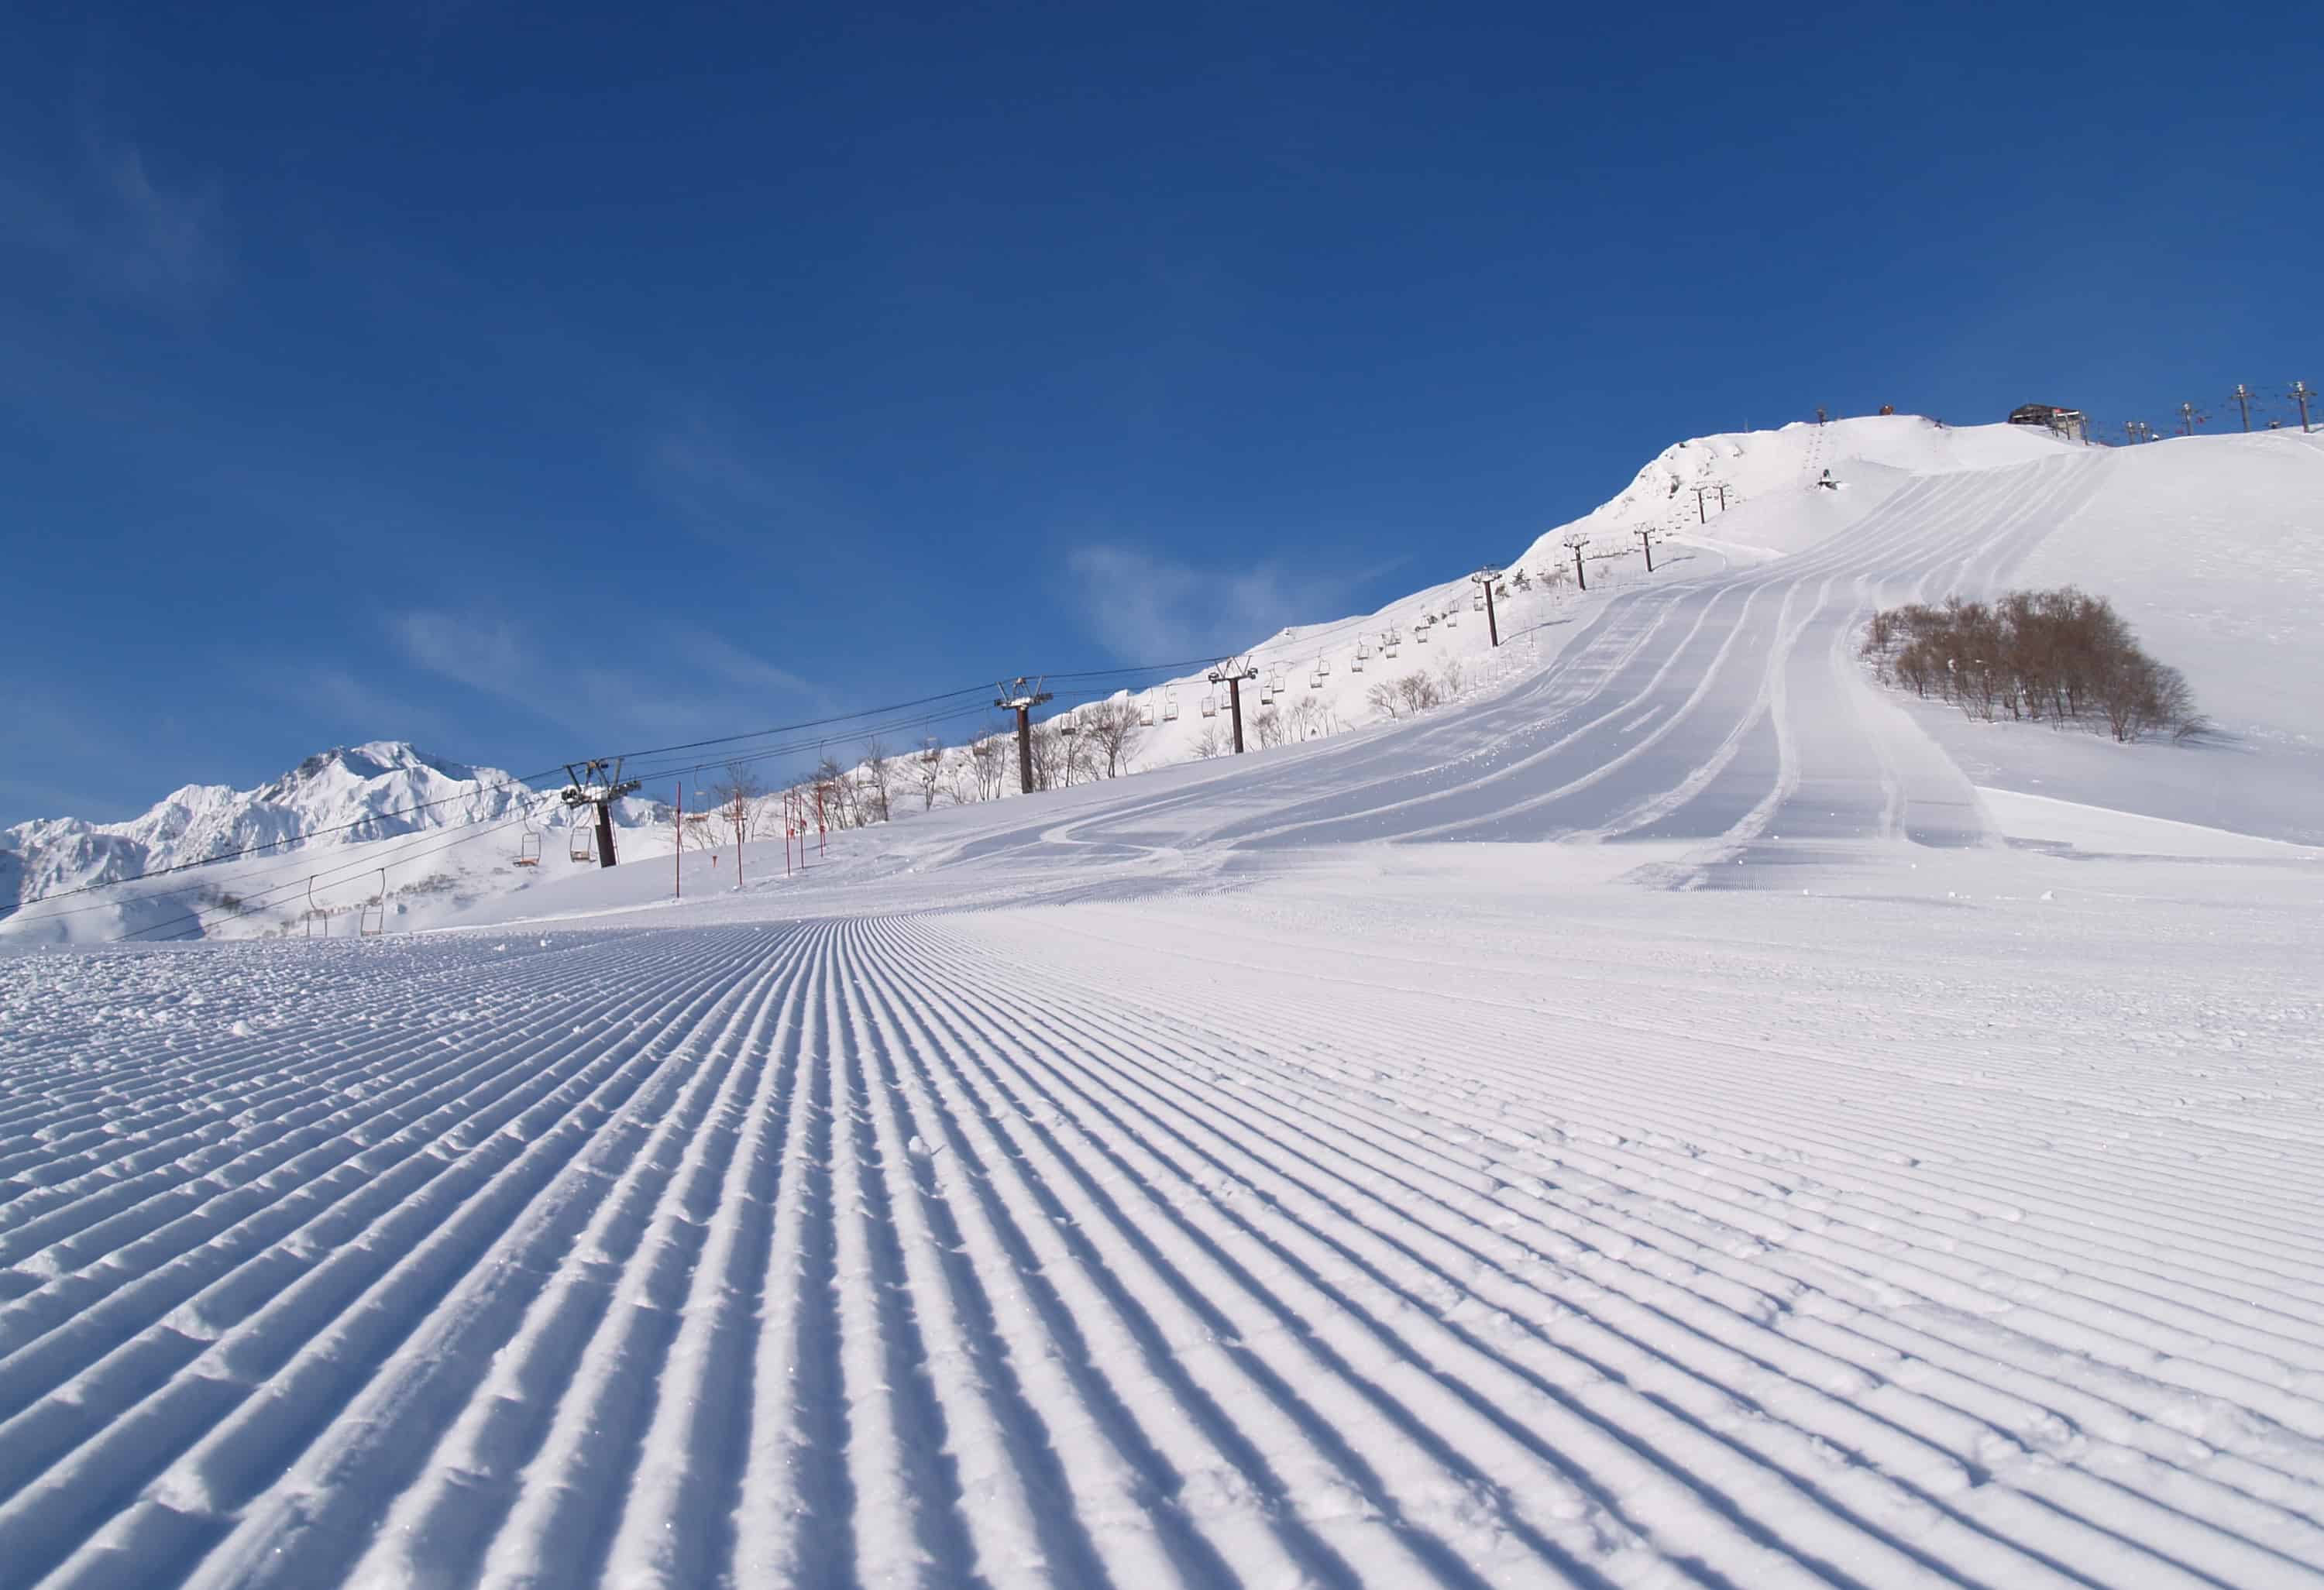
119,816,535,944
76,681,1136,941
8,654,1215,925
40,699,1005,937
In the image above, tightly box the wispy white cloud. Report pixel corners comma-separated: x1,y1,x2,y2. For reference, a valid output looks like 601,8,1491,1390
2,127,227,304
387,610,535,691
669,627,821,703
1064,543,1402,664
260,666,444,744
95,140,225,297
383,607,824,751
636,414,865,572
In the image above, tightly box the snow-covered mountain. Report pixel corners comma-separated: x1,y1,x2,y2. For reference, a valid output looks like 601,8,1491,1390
2,743,528,907
1057,415,2085,771
12,414,2317,943
0,743,639,943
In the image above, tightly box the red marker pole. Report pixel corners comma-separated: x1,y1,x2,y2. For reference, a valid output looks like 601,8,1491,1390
674,784,682,901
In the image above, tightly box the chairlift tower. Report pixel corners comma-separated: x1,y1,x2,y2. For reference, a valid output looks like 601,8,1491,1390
994,676,1054,794
2293,380,2316,434
1470,565,1502,647
1562,532,1591,592
1205,658,1261,753
560,757,641,868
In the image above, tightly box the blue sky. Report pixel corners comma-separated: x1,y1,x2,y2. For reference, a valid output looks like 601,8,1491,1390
4,1,2314,825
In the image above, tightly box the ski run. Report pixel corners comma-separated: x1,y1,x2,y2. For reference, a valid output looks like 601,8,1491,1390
5,419,2323,1588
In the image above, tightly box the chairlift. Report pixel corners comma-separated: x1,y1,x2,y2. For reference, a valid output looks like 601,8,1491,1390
569,817,596,865
1164,687,1180,723
1139,692,1155,728
1385,629,1401,658
1308,668,1323,690
1445,609,1459,627
1416,623,1431,644
1269,665,1287,693
359,868,387,937
514,813,542,867
1350,649,1364,674
303,877,328,939
1472,591,1484,611
1315,654,1330,678
1200,690,1218,719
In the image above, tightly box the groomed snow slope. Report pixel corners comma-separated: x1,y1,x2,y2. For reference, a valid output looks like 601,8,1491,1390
5,840,2322,1590
5,421,2324,1588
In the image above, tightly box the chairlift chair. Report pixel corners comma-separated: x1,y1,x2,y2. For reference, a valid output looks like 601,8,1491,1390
514,815,542,867
569,818,596,865
1446,609,1459,627
1472,592,1484,611
1200,691,1218,719
1416,623,1431,644
1315,654,1330,677
359,869,387,937
303,877,328,939
1308,668,1323,690
1139,693,1155,727
1163,687,1179,723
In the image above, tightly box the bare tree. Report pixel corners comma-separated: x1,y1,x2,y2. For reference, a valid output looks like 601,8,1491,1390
1083,699,1143,778
707,761,770,842
913,736,945,810
707,761,765,850
1436,655,1466,699
1191,726,1226,759
1395,671,1442,716
1366,681,1406,721
1027,722,1067,790
967,731,1008,802
814,757,858,829
1057,719,1096,787
859,738,895,822
1251,705,1287,747
1861,586,2203,743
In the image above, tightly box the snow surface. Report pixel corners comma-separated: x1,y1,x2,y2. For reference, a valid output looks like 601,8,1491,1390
5,417,2324,1588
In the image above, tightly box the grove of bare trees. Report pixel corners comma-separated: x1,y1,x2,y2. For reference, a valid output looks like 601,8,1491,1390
1862,589,2203,743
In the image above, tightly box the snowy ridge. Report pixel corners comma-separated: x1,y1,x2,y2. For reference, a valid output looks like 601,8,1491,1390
0,743,661,945
13,417,2317,943
1,743,532,910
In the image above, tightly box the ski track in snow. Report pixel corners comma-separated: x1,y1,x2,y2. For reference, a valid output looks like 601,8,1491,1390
6,444,2324,1586
4,888,2323,1589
